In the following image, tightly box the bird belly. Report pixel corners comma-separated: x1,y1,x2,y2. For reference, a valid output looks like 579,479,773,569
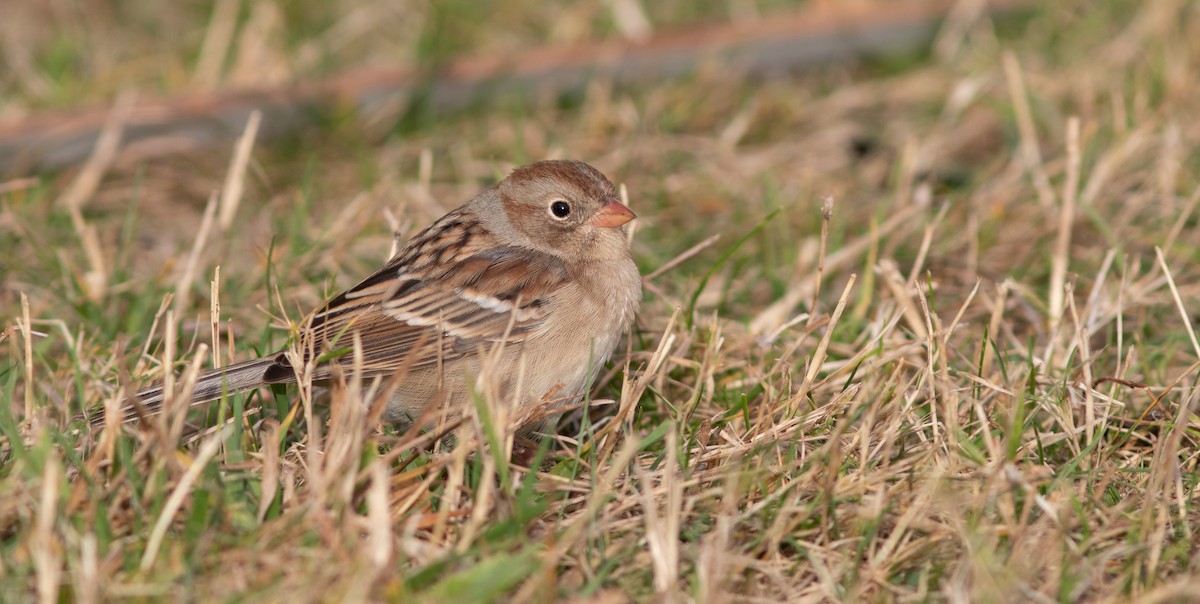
381,259,640,430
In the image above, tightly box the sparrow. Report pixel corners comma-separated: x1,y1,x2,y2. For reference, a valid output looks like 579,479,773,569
93,160,641,429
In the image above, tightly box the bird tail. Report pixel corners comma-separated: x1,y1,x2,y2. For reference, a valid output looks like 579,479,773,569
89,357,280,427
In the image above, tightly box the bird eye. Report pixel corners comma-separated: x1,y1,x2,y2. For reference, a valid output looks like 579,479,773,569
549,200,571,219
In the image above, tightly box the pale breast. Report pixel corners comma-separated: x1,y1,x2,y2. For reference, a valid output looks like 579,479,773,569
382,257,640,423
519,257,641,408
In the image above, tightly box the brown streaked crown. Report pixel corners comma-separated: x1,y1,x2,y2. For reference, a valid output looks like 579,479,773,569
503,160,618,205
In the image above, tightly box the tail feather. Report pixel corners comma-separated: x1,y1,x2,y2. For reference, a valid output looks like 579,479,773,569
89,357,282,427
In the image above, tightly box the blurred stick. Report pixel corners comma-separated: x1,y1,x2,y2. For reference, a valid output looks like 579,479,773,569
54,91,135,299
175,191,219,315
218,110,261,228
0,0,1032,176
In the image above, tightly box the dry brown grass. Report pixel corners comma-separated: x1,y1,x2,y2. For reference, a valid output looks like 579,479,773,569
4,1,1200,602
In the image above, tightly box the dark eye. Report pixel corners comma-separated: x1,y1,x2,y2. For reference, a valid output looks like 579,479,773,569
549,200,571,218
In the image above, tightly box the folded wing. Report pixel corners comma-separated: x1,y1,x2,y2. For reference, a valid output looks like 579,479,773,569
265,242,574,383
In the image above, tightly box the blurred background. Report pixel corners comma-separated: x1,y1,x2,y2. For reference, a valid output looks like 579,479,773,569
6,1,1200,601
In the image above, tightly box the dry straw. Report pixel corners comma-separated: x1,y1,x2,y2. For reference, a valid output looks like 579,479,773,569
4,1,1200,601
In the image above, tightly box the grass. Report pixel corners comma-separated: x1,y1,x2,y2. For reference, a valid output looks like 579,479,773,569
4,0,1200,601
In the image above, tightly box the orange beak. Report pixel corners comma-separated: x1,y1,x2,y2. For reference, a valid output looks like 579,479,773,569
589,200,637,228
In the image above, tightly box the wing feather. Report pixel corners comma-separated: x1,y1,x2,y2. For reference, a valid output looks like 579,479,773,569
269,209,574,384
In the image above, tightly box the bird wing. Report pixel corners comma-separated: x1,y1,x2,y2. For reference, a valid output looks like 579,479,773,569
263,225,574,383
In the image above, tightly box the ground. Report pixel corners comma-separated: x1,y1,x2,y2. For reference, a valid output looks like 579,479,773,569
2,1,1200,601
